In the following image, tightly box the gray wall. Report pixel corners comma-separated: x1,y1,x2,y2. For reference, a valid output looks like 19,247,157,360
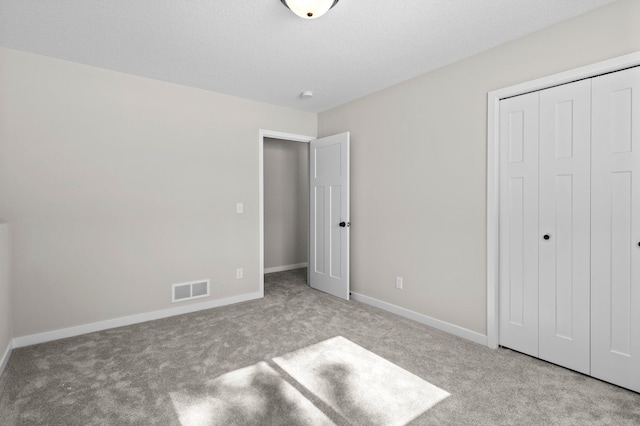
318,0,640,335
264,138,308,270
0,222,11,364
0,47,317,338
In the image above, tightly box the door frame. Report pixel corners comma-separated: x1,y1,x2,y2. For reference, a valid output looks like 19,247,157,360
486,51,640,349
258,129,315,297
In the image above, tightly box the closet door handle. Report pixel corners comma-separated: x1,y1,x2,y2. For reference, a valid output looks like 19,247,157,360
543,234,551,240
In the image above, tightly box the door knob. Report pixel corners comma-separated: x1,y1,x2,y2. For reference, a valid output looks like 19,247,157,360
543,234,550,240
339,221,350,228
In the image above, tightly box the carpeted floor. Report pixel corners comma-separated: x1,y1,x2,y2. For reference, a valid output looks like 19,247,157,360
0,268,639,425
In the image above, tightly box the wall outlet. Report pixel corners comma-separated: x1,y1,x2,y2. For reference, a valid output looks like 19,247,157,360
395,276,403,289
236,203,244,214
236,268,244,279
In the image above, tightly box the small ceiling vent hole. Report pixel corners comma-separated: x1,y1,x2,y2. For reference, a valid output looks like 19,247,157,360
172,279,210,303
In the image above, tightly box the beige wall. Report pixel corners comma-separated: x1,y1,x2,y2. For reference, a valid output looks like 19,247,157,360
1,0,638,342
264,138,308,270
0,48,316,338
318,0,640,334
0,222,11,360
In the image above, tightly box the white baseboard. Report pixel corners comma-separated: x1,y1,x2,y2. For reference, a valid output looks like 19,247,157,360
350,292,488,346
264,263,308,274
0,340,12,377
13,291,263,348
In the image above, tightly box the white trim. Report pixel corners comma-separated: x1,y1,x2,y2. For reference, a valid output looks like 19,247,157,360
486,79,501,350
351,292,488,346
486,51,640,350
0,340,12,377
258,129,315,296
12,291,262,348
264,263,308,274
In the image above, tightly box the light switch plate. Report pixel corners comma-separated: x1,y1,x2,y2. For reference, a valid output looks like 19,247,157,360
395,276,403,289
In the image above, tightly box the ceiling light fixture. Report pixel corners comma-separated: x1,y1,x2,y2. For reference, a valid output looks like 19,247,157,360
280,0,340,19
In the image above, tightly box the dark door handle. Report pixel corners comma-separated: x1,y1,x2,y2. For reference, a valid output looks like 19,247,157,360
339,222,350,228
543,234,550,240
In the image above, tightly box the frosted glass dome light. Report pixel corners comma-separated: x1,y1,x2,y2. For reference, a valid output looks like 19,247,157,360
280,0,340,19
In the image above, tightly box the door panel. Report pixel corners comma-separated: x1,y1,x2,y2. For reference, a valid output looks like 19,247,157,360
538,79,591,374
499,92,540,357
330,185,342,279
309,133,350,300
610,172,632,355
591,66,640,393
313,187,326,274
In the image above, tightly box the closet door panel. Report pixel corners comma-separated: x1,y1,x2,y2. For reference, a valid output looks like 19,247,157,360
591,66,640,393
499,92,539,357
538,80,591,374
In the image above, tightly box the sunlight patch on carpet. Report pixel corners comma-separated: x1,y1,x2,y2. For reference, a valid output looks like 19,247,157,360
274,336,449,425
170,361,333,426
170,336,449,425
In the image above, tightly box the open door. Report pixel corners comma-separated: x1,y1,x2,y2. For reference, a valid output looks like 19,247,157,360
309,132,350,300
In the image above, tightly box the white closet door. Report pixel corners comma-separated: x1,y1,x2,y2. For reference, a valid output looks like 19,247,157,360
538,80,592,374
591,66,640,393
499,92,540,357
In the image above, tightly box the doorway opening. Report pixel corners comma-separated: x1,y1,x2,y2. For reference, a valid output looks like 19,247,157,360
258,130,314,297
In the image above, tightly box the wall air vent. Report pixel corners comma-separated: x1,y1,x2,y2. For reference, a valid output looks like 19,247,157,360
172,279,210,303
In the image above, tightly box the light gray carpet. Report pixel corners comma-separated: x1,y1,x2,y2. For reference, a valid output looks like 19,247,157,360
1,268,639,425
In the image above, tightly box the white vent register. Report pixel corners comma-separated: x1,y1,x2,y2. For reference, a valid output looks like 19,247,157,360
172,279,210,303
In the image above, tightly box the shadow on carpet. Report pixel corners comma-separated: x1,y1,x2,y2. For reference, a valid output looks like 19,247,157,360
169,336,449,425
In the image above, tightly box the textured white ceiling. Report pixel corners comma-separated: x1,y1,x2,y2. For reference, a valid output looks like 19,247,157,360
0,0,616,112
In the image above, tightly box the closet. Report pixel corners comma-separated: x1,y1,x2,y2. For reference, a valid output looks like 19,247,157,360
498,66,639,393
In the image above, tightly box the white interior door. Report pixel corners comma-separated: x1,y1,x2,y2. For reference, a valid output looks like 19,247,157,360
591,66,640,393
499,92,540,357
309,132,350,300
538,80,591,374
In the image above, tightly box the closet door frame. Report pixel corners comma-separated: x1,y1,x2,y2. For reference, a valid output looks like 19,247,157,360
486,51,640,349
